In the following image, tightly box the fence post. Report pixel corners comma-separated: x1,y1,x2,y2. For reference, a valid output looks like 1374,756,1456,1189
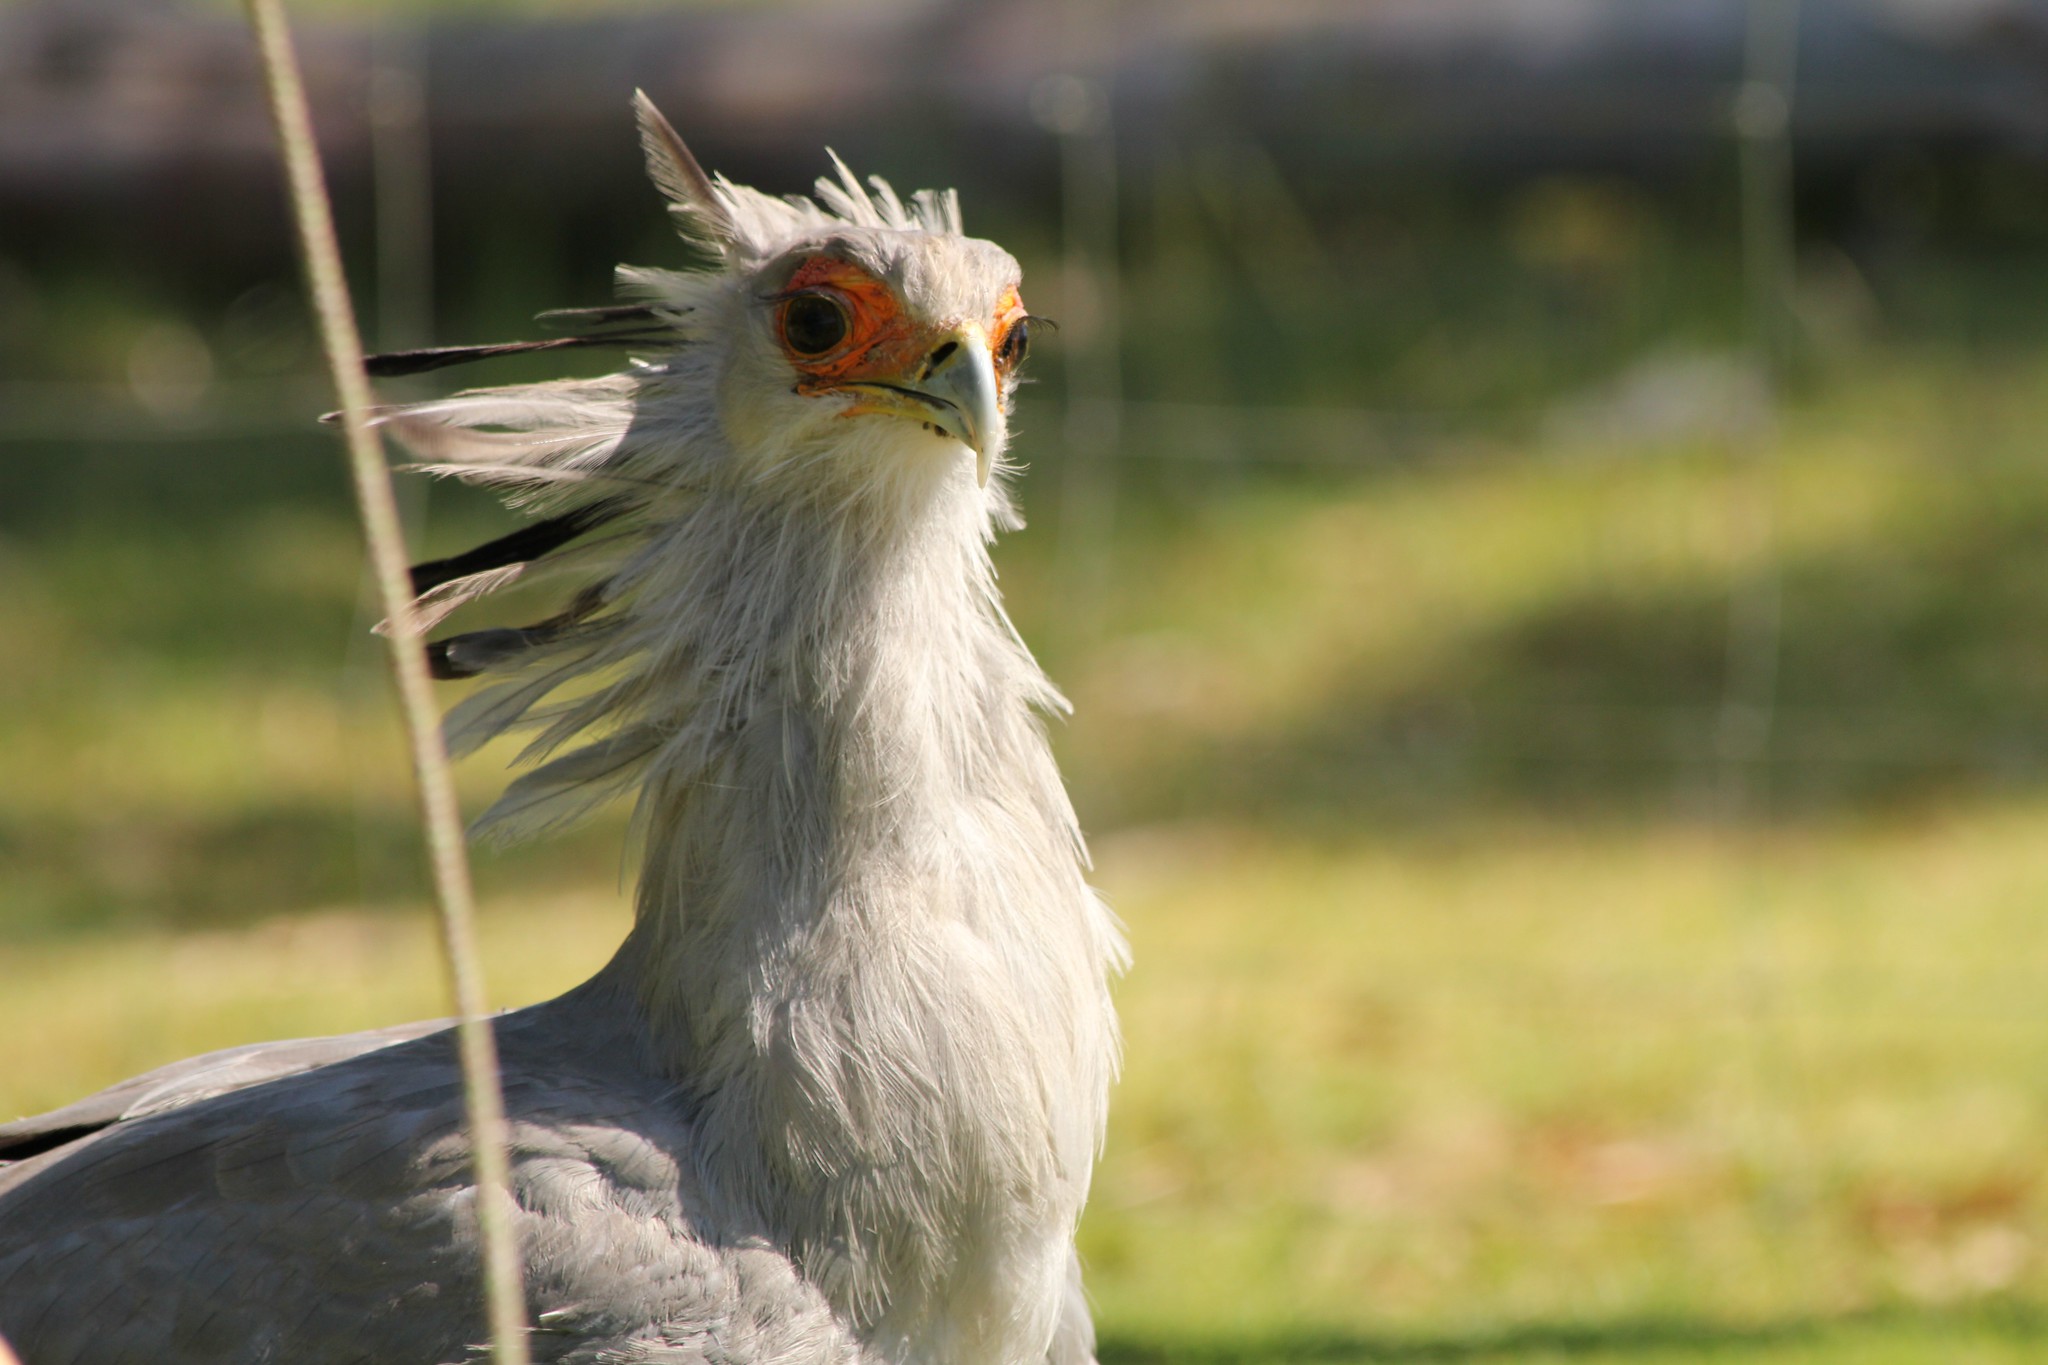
1040,0,1124,614
1721,0,1809,1265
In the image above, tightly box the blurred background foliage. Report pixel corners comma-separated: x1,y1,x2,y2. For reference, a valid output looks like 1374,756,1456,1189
6,0,2048,1359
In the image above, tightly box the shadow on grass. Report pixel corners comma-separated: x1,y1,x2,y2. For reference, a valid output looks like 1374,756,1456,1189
1098,1302,2048,1362
0,803,626,938
1108,469,2048,832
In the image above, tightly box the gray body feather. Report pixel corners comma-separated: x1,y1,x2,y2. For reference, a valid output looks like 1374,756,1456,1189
0,109,1122,1365
0,989,869,1364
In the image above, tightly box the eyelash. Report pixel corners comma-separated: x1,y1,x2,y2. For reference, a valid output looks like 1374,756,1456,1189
1000,314,1055,368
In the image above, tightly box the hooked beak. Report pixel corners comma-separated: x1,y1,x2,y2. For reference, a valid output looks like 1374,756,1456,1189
841,328,1004,487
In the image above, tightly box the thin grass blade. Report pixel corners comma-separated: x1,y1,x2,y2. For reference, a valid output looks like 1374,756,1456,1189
238,2,530,1360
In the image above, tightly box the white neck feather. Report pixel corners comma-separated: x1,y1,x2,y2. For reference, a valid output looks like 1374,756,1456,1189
588,471,1122,1364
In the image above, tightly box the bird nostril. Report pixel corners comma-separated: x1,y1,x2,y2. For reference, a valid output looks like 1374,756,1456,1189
925,340,959,375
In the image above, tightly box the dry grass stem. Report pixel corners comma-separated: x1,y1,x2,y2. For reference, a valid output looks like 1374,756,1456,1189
237,1,529,1359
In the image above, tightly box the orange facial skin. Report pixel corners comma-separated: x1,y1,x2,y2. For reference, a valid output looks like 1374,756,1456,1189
777,256,1030,398
779,256,926,393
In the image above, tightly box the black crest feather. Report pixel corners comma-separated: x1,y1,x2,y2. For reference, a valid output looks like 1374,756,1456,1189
410,498,626,597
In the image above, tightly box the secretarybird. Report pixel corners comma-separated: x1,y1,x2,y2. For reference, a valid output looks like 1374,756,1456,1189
0,96,1126,1365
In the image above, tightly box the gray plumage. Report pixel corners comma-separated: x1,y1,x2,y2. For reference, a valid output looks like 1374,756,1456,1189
0,96,1125,1365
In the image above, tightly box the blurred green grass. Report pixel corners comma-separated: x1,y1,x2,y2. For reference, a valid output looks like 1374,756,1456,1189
5,342,2048,1361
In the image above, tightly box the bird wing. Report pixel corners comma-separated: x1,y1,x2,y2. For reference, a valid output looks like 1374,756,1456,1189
0,1019,450,1182
0,1004,862,1365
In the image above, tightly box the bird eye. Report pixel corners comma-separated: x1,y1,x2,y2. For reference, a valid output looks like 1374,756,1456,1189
998,318,1030,369
781,292,850,357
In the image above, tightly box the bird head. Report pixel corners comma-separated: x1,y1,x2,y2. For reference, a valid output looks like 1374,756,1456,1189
371,95,1053,841
632,95,1035,500
717,226,1030,492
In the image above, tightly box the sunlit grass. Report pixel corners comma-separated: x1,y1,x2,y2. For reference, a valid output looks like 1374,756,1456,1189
0,889,630,1122
1083,809,2048,1334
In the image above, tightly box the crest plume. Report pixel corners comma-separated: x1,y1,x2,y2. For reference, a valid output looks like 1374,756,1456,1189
632,89,737,250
